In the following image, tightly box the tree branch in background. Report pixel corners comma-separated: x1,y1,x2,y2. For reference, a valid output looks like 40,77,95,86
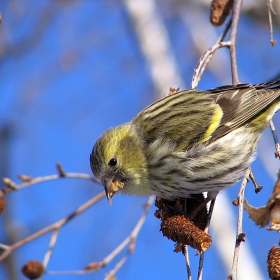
229,168,250,279
229,0,242,84
267,0,277,46
1,165,154,278
46,196,154,278
2,163,97,194
0,190,105,262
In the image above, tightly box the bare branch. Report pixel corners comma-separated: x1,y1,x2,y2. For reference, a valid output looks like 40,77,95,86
0,191,105,261
270,120,280,158
191,41,231,89
267,0,277,46
42,228,60,269
104,255,128,280
2,164,97,195
183,245,192,280
198,198,216,280
47,196,154,277
229,167,250,279
229,0,243,84
249,168,263,193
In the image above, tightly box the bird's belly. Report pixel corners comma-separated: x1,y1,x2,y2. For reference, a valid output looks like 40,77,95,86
148,128,260,200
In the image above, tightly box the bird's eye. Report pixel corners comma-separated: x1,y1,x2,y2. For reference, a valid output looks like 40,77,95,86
108,157,117,167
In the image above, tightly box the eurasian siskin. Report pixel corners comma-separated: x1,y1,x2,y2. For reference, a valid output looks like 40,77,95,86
90,81,280,203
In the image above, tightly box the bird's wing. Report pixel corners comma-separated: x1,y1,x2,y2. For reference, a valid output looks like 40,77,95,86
132,81,280,151
132,90,223,151
209,81,280,142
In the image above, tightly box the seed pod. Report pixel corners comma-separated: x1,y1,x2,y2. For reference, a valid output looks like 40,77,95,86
22,260,44,279
268,245,280,280
160,214,212,253
210,0,234,26
0,197,5,214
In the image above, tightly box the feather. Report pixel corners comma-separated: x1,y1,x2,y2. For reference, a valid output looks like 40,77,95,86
132,81,280,149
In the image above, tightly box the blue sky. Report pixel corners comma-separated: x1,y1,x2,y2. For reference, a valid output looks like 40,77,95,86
0,1,280,279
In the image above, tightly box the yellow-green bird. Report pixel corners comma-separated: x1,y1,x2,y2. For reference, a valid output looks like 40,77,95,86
90,81,280,204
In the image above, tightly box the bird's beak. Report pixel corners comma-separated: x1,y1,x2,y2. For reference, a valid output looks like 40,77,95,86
103,178,114,206
102,178,124,206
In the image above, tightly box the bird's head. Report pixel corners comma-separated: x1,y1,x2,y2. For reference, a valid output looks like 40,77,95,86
90,124,148,204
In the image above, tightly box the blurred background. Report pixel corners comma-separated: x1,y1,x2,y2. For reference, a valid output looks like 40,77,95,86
0,0,280,279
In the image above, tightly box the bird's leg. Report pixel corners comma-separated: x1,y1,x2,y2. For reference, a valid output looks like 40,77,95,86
249,167,263,194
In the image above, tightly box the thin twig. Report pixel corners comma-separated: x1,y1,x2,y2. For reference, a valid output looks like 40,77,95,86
267,0,277,46
191,41,231,89
229,168,250,279
197,198,216,280
104,254,128,280
0,191,105,261
47,196,154,276
184,245,192,280
42,228,60,268
219,18,232,42
46,270,91,275
1,163,97,195
229,0,243,84
103,196,154,265
270,120,280,158
197,252,204,280
2,171,97,194
193,19,232,89
190,16,232,89
268,0,280,15
249,167,263,193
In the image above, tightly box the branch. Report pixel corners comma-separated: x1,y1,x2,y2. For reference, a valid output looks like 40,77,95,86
2,163,97,195
183,245,192,280
198,198,216,280
270,120,280,159
229,0,243,84
191,41,231,89
0,191,105,261
46,196,155,277
229,167,250,279
267,0,277,46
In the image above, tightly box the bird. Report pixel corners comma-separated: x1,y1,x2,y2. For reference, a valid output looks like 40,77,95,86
90,81,280,204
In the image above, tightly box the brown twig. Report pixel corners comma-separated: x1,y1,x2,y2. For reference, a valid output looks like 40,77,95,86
249,167,263,193
56,162,67,177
